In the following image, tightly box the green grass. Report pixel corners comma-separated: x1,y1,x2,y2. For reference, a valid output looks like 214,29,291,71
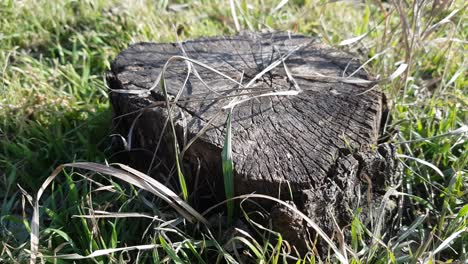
1,0,467,263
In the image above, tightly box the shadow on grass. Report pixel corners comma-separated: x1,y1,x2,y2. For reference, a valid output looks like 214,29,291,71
0,103,110,245
0,98,171,262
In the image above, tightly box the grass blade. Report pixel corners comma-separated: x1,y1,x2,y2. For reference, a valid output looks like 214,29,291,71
229,0,240,31
397,154,445,178
160,76,189,201
426,228,467,262
271,0,289,14
338,32,368,46
222,109,235,223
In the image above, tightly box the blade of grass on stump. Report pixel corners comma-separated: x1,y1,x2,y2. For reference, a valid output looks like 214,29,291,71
222,109,235,223
160,76,189,201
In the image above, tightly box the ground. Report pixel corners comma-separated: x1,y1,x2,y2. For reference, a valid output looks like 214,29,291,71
0,0,466,263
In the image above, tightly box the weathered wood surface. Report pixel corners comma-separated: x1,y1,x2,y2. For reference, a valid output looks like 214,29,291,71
108,32,398,252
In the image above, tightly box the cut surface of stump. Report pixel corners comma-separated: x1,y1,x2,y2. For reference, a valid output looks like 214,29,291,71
108,32,398,252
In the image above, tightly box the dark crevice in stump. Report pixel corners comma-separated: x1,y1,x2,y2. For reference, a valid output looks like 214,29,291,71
107,32,399,254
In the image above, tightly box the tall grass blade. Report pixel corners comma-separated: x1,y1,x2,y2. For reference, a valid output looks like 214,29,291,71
271,0,289,14
426,228,466,262
338,32,368,46
222,109,235,223
229,0,241,32
202,193,349,264
387,63,408,81
397,154,445,178
226,236,263,260
425,9,461,37
395,214,427,245
395,125,468,144
53,244,159,260
159,235,185,263
159,76,189,201
72,211,159,220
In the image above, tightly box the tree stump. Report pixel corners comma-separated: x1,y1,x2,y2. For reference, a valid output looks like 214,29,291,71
107,32,398,253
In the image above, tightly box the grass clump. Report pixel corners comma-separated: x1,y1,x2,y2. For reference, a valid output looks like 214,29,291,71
1,0,467,263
